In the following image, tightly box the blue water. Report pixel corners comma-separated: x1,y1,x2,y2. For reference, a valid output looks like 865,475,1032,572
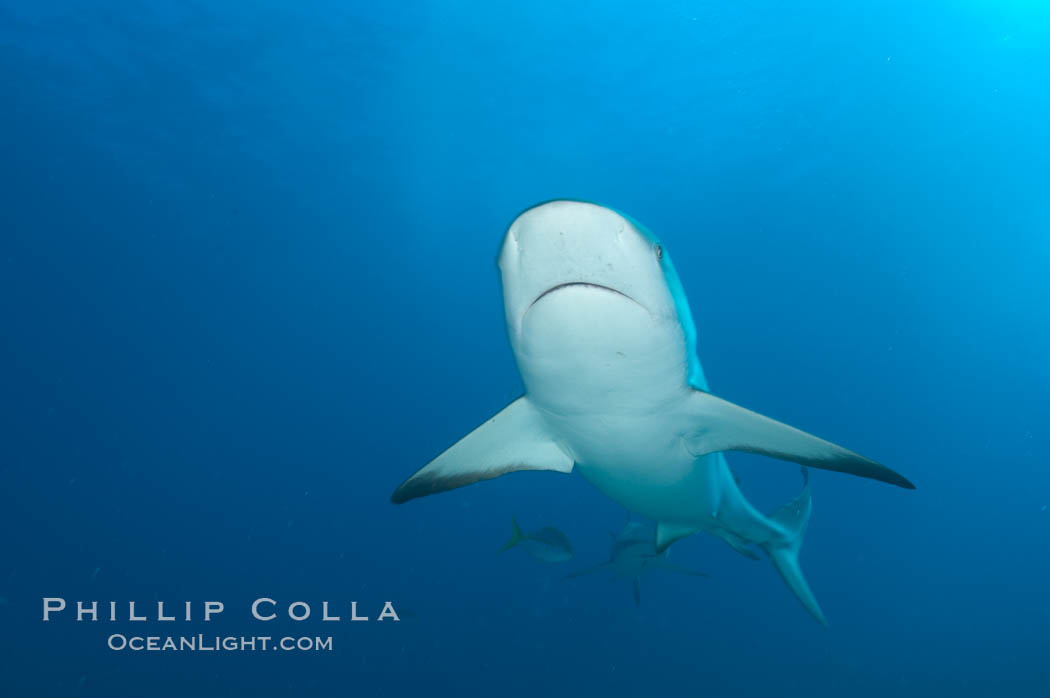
2,1,1049,695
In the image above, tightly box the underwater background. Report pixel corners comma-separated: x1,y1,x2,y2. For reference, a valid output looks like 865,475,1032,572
2,1,1049,696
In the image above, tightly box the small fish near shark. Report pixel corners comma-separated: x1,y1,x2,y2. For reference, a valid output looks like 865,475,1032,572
499,518,573,563
566,519,707,607
392,200,915,625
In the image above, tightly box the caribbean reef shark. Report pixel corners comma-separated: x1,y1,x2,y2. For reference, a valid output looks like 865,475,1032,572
392,200,915,625
565,519,707,607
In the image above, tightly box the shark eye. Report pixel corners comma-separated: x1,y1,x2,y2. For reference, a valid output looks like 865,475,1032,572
654,244,663,260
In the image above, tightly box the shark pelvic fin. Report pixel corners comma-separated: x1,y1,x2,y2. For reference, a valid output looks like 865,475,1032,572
655,522,698,553
762,468,827,626
684,389,914,489
391,397,573,504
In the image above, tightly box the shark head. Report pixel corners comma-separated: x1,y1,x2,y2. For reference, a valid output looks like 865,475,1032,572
498,200,677,329
498,200,707,404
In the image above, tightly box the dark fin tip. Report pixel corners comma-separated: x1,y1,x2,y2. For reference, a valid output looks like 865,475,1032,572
390,464,527,505
885,469,916,490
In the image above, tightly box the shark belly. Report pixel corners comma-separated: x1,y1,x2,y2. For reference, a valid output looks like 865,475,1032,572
514,283,715,523
514,284,785,541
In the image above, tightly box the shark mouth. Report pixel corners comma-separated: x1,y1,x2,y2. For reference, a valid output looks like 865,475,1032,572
528,282,639,310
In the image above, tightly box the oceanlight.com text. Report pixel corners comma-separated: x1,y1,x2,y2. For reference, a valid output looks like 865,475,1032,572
107,634,334,652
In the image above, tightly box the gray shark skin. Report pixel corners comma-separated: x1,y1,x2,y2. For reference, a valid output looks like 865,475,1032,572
392,200,914,625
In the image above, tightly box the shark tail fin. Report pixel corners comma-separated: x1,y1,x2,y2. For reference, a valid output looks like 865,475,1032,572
499,517,525,552
760,468,827,626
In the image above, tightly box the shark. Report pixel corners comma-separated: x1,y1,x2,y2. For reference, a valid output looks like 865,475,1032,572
565,519,708,607
391,200,915,625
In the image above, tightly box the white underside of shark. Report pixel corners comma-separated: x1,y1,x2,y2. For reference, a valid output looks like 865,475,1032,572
392,200,914,625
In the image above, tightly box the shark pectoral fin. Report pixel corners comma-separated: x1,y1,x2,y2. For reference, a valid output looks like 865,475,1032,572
655,522,698,553
391,396,573,504
684,390,915,489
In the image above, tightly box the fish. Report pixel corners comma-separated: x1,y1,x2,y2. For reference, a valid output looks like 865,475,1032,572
392,200,915,625
565,519,707,606
499,517,573,563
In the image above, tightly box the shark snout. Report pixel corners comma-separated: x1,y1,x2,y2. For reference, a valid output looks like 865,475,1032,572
499,200,675,338
503,200,631,263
